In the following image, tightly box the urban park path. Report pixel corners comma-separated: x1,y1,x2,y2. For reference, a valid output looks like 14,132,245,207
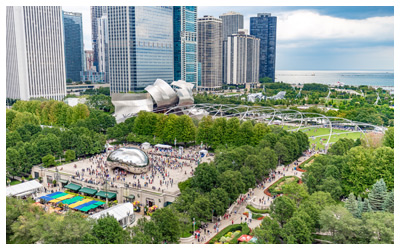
188,154,314,244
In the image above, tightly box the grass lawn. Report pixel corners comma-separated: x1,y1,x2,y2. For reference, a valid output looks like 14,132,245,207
10,180,22,186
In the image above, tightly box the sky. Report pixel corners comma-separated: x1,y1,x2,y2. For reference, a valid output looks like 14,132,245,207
61,6,394,71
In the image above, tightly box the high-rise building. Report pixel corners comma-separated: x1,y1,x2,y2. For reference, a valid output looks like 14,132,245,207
6,6,66,101
173,6,198,88
63,11,85,82
85,50,95,71
219,11,244,41
225,30,260,85
90,6,107,72
107,6,174,93
220,11,243,83
250,13,277,82
197,15,223,90
97,14,109,83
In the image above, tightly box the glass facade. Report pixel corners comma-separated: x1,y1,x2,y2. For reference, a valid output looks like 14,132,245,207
108,6,173,93
63,11,84,82
173,6,198,87
90,6,107,72
250,13,277,82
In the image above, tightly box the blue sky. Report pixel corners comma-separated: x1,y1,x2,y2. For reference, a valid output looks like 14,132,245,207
63,6,394,71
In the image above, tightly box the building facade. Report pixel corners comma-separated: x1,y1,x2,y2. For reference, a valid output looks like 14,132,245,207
90,6,107,72
107,6,174,93
225,30,260,85
250,13,277,82
63,11,85,82
6,6,66,101
197,16,223,90
97,15,109,83
220,11,244,84
85,50,95,71
173,6,198,88
80,70,105,83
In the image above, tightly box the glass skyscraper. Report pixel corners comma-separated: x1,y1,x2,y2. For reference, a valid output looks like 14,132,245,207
173,6,198,88
90,6,107,72
250,13,277,82
107,6,174,93
63,11,84,82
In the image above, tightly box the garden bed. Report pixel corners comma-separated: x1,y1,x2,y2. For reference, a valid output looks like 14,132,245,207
246,205,270,214
206,223,250,244
297,154,319,171
264,176,300,197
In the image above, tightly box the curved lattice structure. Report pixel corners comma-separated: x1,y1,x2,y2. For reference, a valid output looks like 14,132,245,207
163,104,385,150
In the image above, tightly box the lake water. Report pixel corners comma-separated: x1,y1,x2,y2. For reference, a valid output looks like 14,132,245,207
275,70,394,87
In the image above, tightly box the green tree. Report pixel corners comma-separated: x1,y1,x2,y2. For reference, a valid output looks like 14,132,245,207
6,148,21,178
210,117,227,148
42,154,56,167
162,114,178,143
151,207,182,243
252,216,281,244
236,120,254,146
218,170,246,201
252,123,270,146
382,127,394,149
196,115,213,146
208,188,230,216
86,94,114,113
320,205,362,244
344,193,360,218
6,131,22,148
224,117,240,146
270,196,296,227
383,190,394,213
191,163,219,193
130,218,162,244
175,115,196,144
274,142,288,166
10,111,40,131
282,182,309,208
91,215,129,244
317,176,342,200
362,212,394,243
65,150,76,162
240,166,256,190
282,217,313,244
367,179,387,212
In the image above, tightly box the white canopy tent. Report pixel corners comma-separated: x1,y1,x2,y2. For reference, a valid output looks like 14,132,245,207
90,203,135,228
154,144,172,149
141,142,151,150
6,180,43,197
199,150,208,157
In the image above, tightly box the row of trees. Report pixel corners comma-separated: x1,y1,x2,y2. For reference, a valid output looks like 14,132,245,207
6,100,116,178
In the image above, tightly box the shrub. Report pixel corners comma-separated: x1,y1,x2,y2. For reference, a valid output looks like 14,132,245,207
207,223,250,244
246,205,270,214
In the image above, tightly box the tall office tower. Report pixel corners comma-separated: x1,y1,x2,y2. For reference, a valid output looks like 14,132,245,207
63,11,85,82
6,6,66,101
97,15,109,82
250,13,277,82
220,11,244,41
225,30,260,85
85,50,95,71
197,15,223,90
220,11,243,83
107,6,174,93
90,6,107,72
173,6,198,88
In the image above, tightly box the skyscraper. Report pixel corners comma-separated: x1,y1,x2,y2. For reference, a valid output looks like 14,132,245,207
197,15,223,90
219,11,244,41
173,6,198,88
6,6,66,101
250,13,277,82
220,11,244,83
107,6,174,93
90,6,107,72
97,14,109,83
63,11,85,82
85,50,95,71
225,30,260,85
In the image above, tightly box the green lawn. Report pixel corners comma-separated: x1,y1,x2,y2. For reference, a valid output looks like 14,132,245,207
10,180,21,186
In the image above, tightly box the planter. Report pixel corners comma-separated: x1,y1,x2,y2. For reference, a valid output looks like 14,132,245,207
179,235,194,244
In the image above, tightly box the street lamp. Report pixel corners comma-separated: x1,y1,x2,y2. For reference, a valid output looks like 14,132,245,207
193,218,196,236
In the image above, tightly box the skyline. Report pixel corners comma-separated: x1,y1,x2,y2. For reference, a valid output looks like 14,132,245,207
51,6,394,71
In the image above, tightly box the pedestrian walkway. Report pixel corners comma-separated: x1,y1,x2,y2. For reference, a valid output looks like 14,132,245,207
189,154,313,244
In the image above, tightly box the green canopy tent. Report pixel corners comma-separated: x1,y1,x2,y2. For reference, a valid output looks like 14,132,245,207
96,191,117,199
64,183,81,192
79,187,97,196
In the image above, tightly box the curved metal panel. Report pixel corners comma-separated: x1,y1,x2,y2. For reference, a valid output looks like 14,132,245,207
145,79,178,108
111,93,154,123
171,80,194,106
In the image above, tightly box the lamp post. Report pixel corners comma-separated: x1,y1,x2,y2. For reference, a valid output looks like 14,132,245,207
193,218,196,236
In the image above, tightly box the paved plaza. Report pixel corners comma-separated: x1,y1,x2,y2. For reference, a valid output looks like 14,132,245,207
50,144,213,194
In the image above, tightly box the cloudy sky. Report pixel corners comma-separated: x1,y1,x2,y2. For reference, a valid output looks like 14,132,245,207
62,6,394,71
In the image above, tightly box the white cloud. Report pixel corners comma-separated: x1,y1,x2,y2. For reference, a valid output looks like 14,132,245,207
276,10,393,42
